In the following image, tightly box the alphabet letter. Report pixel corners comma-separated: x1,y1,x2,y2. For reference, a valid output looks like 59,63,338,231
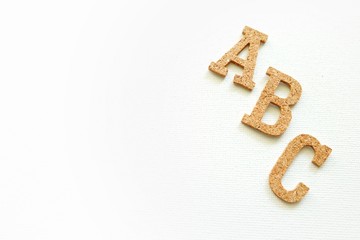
269,134,332,203
241,67,302,136
209,26,267,90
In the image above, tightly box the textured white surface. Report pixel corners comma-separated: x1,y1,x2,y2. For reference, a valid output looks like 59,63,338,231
0,0,359,239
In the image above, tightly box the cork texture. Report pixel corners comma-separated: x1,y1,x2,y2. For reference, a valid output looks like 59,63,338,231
208,26,267,90
269,134,332,203
242,67,302,136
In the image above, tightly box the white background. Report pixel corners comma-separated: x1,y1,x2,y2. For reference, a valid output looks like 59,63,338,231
0,0,359,239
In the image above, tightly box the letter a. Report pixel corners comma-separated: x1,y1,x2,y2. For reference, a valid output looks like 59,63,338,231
209,26,267,90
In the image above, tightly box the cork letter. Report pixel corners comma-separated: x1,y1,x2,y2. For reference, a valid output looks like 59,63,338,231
208,26,267,90
241,67,302,136
269,134,332,203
